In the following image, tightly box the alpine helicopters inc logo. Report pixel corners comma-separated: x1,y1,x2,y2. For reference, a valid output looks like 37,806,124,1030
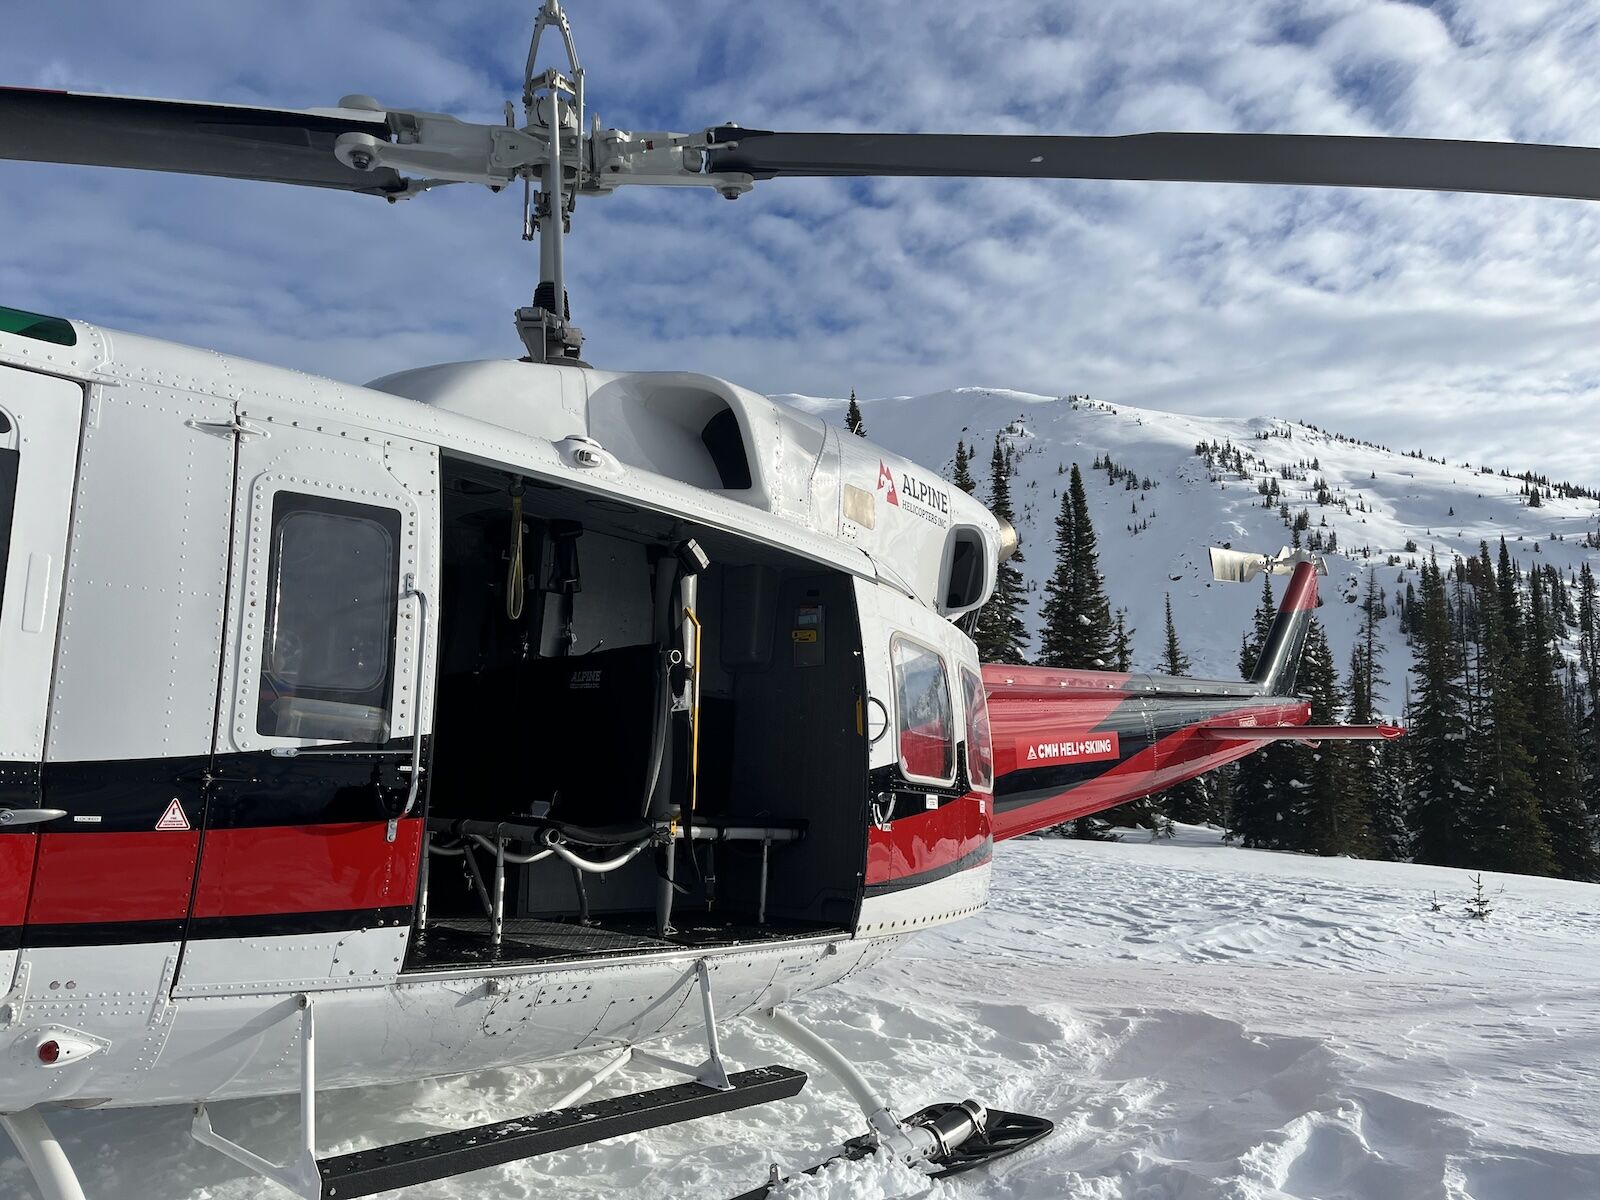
878,460,950,528
876,461,900,506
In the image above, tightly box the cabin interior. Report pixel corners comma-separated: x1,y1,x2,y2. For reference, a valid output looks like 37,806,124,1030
405,454,868,970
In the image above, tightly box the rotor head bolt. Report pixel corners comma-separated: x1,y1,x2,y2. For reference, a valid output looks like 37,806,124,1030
349,149,375,171
720,187,742,200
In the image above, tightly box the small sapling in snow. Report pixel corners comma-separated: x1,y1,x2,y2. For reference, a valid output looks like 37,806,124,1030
1465,874,1494,921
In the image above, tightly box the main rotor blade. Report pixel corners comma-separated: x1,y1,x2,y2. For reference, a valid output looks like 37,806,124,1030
0,87,405,195
705,129,1600,203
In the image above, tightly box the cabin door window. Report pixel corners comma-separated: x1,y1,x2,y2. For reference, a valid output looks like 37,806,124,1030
257,494,402,742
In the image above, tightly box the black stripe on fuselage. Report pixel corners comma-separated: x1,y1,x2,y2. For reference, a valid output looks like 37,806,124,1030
1,742,423,832
10,905,414,948
862,840,994,898
993,692,1293,813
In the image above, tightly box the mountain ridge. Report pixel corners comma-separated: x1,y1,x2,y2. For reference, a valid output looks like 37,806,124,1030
775,387,1600,710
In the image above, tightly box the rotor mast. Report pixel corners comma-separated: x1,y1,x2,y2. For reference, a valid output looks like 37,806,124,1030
515,0,585,364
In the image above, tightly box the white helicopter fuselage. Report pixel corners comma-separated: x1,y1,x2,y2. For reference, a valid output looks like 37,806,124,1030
0,314,1005,1114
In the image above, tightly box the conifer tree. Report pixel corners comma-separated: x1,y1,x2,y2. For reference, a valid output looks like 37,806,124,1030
1576,563,1600,828
1158,596,1219,824
1523,565,1598,879
952,439,975,495
1040,463,1115,668
1408,553,1476,867
844,389,866,436
1068,467,1115,666
972,437,1028,664
1159,594,1190,676
1299,620,1370,855
1463,544,1552,875
1341,580,1409,859
1230,576,1295,846
1239,574,1278,678
1111,609,1133,672
1037,483,1077,667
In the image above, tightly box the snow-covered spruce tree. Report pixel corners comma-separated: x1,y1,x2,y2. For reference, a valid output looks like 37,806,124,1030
844,389,866,437
1407,553,1477,869
972,437,1028,665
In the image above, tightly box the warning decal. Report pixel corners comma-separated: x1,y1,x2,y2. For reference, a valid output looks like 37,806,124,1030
155,798,191,832
1017,731,1121,767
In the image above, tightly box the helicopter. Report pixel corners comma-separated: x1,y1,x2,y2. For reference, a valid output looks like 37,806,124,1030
19,0,1598,1195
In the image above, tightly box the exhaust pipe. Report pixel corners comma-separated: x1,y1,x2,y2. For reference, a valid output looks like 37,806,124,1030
996,520,1019,563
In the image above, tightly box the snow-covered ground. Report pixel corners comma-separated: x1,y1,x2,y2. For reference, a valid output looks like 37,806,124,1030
9,829,1598,1200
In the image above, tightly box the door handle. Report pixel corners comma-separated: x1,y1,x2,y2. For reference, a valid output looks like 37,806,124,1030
0,808,67,828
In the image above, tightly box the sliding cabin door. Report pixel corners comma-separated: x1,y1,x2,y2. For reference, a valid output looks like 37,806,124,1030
175,408,438,994
0,368,82,982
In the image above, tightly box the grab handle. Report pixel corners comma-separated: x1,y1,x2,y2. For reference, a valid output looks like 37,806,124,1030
0,808,66,829
387,573,429,844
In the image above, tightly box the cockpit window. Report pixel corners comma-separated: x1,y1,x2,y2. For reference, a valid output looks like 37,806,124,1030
892,635,956,786
961,666,994,793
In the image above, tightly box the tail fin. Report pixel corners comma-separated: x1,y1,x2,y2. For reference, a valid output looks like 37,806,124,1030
1250,560,1319,696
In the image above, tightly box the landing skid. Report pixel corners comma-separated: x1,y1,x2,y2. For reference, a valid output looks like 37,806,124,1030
5,980,1050,1199
742,1007,1054,1196
731,1105,1055,1199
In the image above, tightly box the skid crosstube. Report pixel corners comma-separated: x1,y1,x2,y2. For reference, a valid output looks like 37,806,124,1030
317,1065,807,1198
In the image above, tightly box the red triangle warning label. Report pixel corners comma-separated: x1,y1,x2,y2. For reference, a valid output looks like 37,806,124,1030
155,798,191,832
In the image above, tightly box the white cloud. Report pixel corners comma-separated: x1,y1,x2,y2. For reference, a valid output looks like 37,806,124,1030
3,1,1600,483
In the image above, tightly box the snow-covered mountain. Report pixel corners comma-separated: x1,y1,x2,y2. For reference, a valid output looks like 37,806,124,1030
780,387,1600,710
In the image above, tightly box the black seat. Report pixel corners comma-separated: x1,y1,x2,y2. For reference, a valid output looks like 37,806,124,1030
524,644,662,828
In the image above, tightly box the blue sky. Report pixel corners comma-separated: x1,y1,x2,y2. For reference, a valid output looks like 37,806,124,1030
4,1,1600,482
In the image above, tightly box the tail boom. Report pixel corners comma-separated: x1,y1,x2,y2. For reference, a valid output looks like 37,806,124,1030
980,557,1376,841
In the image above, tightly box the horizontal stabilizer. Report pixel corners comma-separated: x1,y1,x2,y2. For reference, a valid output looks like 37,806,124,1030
1199,724,1405,743
1208,545,1327,584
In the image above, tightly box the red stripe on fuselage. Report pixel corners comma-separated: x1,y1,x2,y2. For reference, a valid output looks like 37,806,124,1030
191,819,422,918
0,836,39,927
26,831,200,924
984,665,1136,781
20,820,422,928
866,794,991,885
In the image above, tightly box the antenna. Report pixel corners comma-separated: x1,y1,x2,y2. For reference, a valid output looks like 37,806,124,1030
514,0,586,364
